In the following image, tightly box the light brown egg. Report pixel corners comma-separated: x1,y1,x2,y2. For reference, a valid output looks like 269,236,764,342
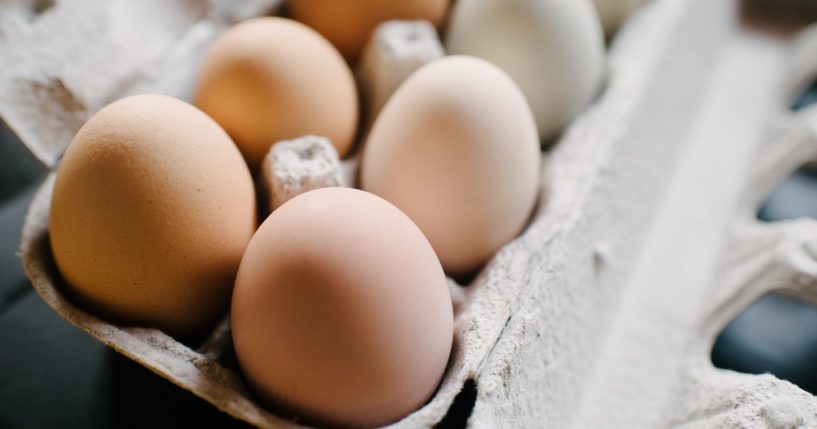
49,94,256,337
289,0,450,61
231,187,453,428
361,56,541,277
195,17,358,170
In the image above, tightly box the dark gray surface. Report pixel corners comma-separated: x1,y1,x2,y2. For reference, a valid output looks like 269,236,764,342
712,292,817,394
791,79,817,111
0,291,111,429
757,167,817,221
0,122,47,202
0,182,38,309
0,288,252,429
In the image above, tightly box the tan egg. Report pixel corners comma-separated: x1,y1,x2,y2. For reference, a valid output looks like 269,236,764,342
289,0,450,61
231,187,453,428
195,17,358,170
49,94,256,337
361,56,541,277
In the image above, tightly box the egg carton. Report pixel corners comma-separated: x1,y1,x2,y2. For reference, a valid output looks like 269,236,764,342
7,0,817,427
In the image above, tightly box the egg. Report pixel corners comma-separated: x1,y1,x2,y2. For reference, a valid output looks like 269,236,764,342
361,56,540,277
445,0,605,139
49,94,256,337
195,17,358,170
231,187,453,427
289,0,450,61
592,0,646,37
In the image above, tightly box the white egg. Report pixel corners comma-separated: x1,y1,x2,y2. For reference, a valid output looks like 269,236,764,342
445,0,606,139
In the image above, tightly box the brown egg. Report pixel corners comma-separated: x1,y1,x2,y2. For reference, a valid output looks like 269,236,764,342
289,0,450,61
195,17,359,170
49,94,256,337
231,187,453,428
361,56,541,277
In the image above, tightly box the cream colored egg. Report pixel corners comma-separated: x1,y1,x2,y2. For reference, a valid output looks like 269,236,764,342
232,187,453,427
50,94,256,337
445,0,606,139
195,17,359,170
361,56,541,277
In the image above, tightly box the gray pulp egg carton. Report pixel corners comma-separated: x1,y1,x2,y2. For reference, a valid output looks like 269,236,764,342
6,0,817,427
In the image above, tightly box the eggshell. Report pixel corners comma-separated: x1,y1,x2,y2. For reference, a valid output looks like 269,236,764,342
194,17,358,170
445,0,606,139
360,56,541,277
49,94,256,337
231,187,453,428
289,0,450,61
593,0,646,37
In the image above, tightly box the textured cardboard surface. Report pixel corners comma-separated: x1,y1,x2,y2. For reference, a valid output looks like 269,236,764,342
260,136,344,212
10,0,817,427
0,0,283,167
